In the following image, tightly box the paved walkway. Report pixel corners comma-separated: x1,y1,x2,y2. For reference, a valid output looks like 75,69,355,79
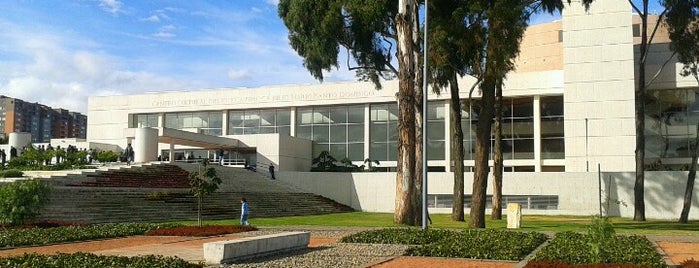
0,228,697,267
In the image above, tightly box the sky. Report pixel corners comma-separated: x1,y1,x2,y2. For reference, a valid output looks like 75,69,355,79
0,0,360,114
0,1,658,114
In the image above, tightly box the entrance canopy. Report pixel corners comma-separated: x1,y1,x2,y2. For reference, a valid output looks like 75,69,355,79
125,127,241,150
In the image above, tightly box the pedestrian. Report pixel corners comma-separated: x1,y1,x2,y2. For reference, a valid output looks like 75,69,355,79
269,164,275,180
0,149,5,167
240,198,250,226
124,143,134,165
217,148,224,165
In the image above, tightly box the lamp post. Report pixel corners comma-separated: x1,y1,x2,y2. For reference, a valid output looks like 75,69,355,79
421,0,429,230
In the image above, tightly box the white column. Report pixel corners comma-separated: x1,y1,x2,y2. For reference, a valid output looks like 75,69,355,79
533,96,542,172
169,143,175,163
221,110,228,136
290,107,296,137
134,127,158,163
364,104,371,162
444,101,452,172
8,132,31,159
158,113,165,128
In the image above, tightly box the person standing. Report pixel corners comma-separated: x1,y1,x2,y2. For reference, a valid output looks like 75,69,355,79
240,198,250,226
124,143,134,165
268,164,275,180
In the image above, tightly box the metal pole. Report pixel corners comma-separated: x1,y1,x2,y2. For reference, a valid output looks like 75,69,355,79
598,163,602,216
586,118,589,172
421,0,429,230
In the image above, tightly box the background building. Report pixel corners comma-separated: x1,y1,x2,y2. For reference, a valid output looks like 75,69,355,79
0,95,87,143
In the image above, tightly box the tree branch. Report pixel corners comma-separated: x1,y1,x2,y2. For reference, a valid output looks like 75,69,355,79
646,50,676,87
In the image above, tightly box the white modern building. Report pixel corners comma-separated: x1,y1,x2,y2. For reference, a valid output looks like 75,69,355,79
86,2,698,219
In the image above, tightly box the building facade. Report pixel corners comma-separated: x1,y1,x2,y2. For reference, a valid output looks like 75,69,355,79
0,96,87,143
85,2,698,219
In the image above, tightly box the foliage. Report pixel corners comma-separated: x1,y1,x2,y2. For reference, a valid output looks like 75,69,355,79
95,150,120,163
531,231,666,267
189,160,222,227
0,179,51,226
4,146,105,171
681,259,699,268
664,0,699,82
311,150,339,172
0,169,23,178
340,228,454,245
310,151,367,172
341,228,547,261
587,216,616,263
0,223,178,248
0,252,202,268
406,229,547,261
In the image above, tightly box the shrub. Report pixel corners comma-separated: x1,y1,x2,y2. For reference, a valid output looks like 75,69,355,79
0,169,23,178
681,259,699,268
0,179,51,226
341,228,547,261
340,228,454,244
406,229,547,261
531,231,666,268
0,223,177,248
145,225,257,236
0,252,202,268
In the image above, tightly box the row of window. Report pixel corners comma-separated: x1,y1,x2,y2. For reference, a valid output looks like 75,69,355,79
131,96,564,162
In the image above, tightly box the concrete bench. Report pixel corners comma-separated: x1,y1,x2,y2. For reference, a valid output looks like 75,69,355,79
203,231,310,264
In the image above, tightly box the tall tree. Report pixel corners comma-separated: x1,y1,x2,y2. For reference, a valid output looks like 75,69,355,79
492,82,504,220
278,0,423,225
427,0,486,222
468,0,592,228
663,0,699,223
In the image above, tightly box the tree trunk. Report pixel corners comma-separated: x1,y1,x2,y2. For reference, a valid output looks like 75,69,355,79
680,122,699,223
198,195,203,227
450,74,465,222
394,0,419,226
634,2,649,222
412,2,424,226
492,82,503,220
470,76,496,228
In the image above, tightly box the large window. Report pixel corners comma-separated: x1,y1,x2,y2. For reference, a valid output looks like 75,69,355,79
370,103,398,161
133,113,159,128
646,89,699,162
427,103,446,160
460,97,535,160
228,109,290,136
163,111,223,136
540,96,564,159
296,105,364,161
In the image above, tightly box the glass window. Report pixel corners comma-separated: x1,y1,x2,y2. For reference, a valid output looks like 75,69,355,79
329,107,347,123
260,110,275,126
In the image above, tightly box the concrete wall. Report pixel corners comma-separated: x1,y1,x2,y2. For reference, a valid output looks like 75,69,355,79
279,171,698,220
563,0,637,172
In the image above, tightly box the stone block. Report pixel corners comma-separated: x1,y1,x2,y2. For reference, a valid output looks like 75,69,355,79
203,231,310,265
507,203,522,229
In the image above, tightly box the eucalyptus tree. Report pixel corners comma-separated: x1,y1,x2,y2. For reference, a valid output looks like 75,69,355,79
463,0,592,228
278,0,424,225
427,1,486,222
663,0,699,223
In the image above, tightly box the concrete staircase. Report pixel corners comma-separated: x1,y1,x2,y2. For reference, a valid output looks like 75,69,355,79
36,163,353,224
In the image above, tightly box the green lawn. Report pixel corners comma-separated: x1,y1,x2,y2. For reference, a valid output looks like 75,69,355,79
176,212,699,235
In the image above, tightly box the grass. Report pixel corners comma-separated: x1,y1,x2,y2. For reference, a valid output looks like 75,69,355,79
173,212,699,236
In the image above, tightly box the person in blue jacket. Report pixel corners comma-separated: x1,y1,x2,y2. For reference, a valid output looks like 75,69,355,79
240,198,250,226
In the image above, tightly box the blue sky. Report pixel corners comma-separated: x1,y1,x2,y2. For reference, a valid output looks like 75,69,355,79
0,0,357,113
0,1,657,114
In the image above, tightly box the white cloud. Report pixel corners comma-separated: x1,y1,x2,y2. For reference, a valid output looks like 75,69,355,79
227,68,251,81
141,15,160,22
265,0,279,6
98,0,123,15
154,25,176,38
0,22,201,114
